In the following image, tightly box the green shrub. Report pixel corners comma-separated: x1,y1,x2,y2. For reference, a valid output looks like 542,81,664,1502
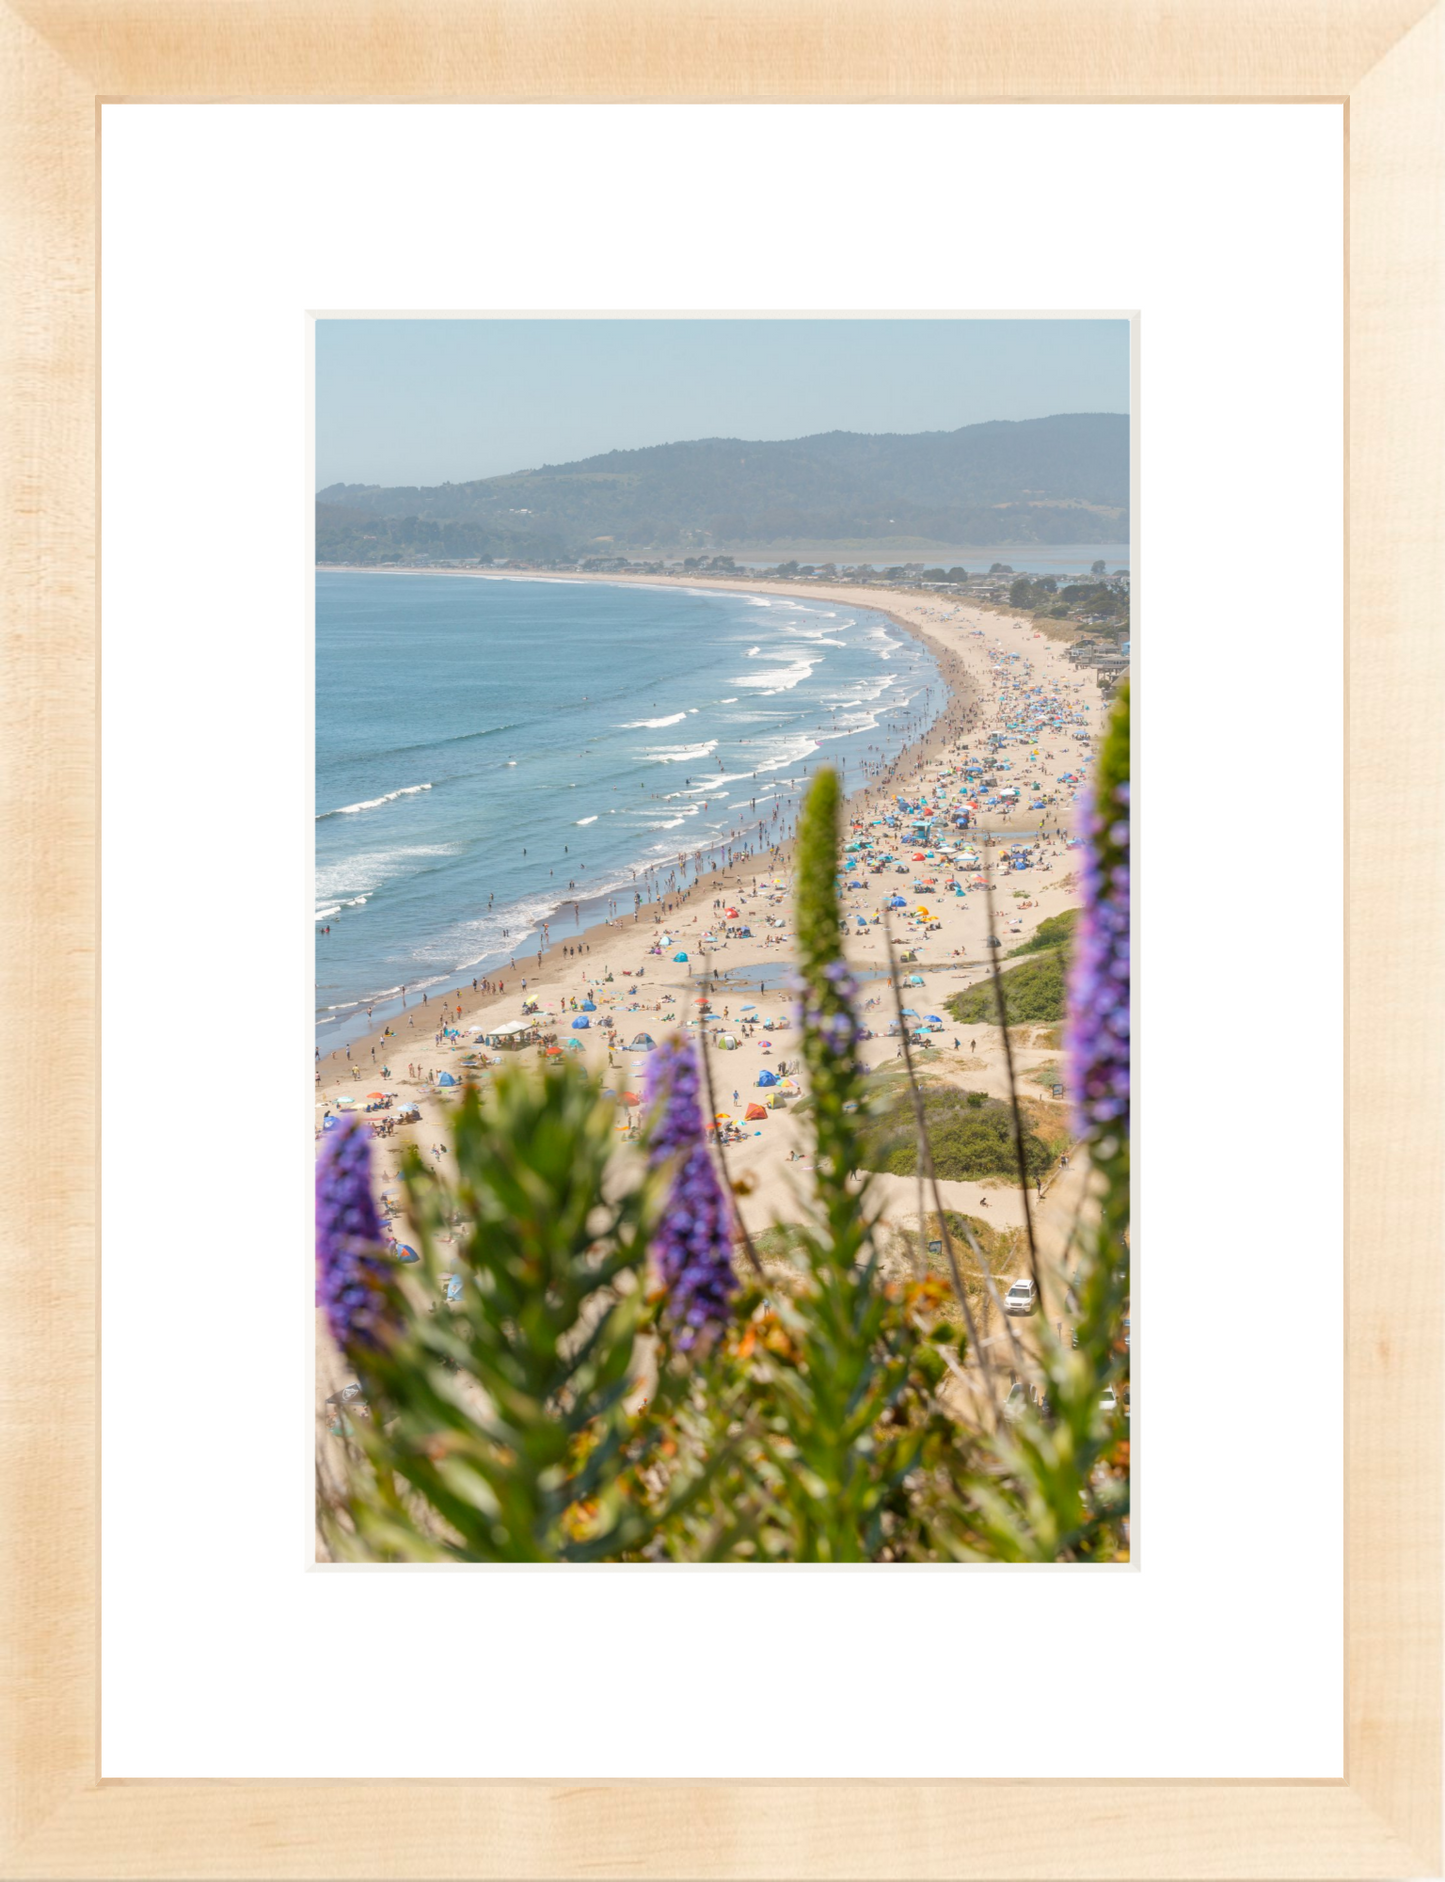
1007,907,1081,957
947,951,1067,1026
860,1084,1051,1181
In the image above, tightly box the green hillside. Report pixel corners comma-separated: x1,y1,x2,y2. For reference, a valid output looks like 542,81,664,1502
317,412,1128,559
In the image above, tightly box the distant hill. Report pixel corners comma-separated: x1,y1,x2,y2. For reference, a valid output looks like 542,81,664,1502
317,413,1128,561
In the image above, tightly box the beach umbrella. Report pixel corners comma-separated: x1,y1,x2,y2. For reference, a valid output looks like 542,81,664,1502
714,1112,733,1125
888,894,907,909
545,1045,563,1056
740,1003,757,1011
900,1007,919,1017
365,1091,385,1100
622,1091,641,1106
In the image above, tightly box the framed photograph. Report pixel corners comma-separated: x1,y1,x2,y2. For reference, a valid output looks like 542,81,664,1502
2,4,1440,1876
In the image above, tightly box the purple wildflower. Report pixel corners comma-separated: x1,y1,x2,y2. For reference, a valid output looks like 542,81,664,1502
1067,770,1130,1139
644,1036,737,1346
315,1116,394,1351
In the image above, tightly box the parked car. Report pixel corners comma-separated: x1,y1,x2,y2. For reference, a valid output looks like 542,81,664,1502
1004,1277,1038,1315
1100,1386,1119,1414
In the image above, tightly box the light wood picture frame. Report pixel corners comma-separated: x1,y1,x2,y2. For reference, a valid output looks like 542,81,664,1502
2,3,1440,1875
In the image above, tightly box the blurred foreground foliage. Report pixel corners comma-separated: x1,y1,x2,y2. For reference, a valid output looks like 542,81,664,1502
320,719,1130,1566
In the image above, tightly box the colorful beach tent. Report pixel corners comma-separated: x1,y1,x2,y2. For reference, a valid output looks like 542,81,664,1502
756,1069,778,1086
745,1103,768,1121
437,1071,457,1085
674,951,689,962
629,1032,656,1049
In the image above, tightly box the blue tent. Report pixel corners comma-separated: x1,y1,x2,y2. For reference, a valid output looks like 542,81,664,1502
580,998,596,1011
571,1015,590,1029
674,951,689,962
437,1071,457,1086
888,895,907,909
756,1069,779,1087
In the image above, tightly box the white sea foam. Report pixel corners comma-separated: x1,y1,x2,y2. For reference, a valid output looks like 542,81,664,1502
314,845,458,902
641,740,719,764
575,815,598,825
317,782,432,819
731,658,818,692
621,712,687,728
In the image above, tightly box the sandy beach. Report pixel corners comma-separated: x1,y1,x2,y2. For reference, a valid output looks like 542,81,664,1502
316,574,1111,1417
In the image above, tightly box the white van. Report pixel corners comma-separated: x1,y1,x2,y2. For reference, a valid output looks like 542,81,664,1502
1004,1277,1039,1315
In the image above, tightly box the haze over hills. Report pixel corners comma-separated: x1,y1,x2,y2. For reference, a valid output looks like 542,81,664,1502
316,412,1129,564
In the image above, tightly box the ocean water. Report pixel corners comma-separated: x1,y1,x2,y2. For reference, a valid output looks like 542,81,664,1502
315,572,945,1041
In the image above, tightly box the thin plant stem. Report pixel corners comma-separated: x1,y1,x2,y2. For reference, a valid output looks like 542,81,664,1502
981,864,1044,1307
698,951,766,1280
881,909,995,1408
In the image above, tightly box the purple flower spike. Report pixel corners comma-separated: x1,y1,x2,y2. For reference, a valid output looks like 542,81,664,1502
315,1115,394,1351
1066,699,1130,1141
644,1036,737,1347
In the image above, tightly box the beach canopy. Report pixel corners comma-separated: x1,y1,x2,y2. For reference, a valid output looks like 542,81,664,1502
888,894,907,909
545,1046,563,1056
745,1103,768,1121
714,1113,733,1125
907,974,925,986
756,1069,778,1086
622,1091,641,1106
565,1038,583,1050
570,1016,590,1029
673,951,689,962
629,1032,656,1048
580,998,596,1011
437,1071,457,1086
365,1091,385,1100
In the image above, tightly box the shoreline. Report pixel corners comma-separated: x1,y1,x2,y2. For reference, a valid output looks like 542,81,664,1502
316,569,1073,1082
315,568,966,1048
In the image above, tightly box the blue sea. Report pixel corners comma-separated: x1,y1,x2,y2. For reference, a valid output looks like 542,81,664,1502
315,571,945,1044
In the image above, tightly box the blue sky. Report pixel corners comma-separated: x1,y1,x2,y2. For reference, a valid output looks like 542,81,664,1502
315,317,1129,489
